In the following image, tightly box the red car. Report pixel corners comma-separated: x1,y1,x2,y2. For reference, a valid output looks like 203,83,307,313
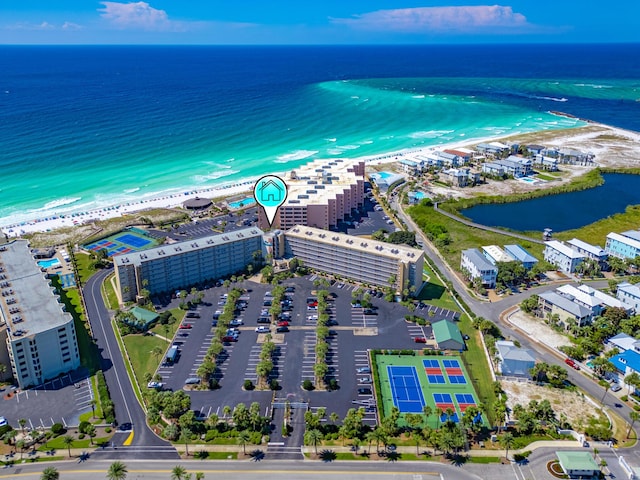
414,337,427,343
179,324,192,329
277,321,289,327
222,335,237,342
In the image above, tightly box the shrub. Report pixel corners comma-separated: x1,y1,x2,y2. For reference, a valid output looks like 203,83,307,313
78,421,90,434
51,423,64,435
269,379,279,390
104,427,112,434
0,425,12,438
244,380,255,391
302,379,314,391
621,395,628,402
327,378,339,391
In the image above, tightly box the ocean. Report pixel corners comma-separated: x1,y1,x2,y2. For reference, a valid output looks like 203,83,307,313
1,44,639,227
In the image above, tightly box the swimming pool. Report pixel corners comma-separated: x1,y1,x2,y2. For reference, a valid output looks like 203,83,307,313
228,197,256,209
38,258,60,269
519,177,538,184
377,171,394,179
413,191,425,199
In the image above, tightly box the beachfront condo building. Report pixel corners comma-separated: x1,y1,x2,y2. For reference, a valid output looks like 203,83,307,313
460,248,498,288
605,231,640,260
257,159,365,231
543,240,586,274
275,225,424,292
114,228,264,303
0,241,80,389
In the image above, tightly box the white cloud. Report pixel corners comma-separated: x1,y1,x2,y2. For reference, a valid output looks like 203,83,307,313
332,5,534,34
99,1,179,31
5,21,56,31
62,22,84,31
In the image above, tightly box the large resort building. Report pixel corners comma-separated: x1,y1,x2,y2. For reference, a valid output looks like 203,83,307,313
267,226,424,292
257,158,365,231
114,228,264,303
0,241,80,389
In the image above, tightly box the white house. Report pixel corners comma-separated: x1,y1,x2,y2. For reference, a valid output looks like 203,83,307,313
617,281,640,314
556,284,630,317
481,245,513,265
495,340,536,378
543,240,586,274
461,248,498,288
566,238,608,267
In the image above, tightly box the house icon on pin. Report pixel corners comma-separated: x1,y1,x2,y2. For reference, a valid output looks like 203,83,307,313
258,179,283,203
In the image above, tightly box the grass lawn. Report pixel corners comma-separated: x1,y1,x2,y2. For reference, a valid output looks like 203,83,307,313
204,451,238,459
467,456,501,463
101,274,119,310
535,173,559,181
54,284,101,375
417,265,460,311
74,252,97,285
407,204,545,275
38,435,112,451
122,332,168,386
150,308,186,340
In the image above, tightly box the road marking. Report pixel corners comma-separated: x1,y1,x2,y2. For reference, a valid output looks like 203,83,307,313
123,430,134,446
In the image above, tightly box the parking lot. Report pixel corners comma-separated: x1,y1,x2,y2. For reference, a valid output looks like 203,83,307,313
148,274,462,424
1,370,93,429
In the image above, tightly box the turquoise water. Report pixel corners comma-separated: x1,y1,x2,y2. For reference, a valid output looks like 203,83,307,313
38,258,60,269
377,172,394,179
228,197,256,209
413,191,426,199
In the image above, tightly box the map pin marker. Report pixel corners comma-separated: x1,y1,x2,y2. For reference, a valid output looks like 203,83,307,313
254,175,288,227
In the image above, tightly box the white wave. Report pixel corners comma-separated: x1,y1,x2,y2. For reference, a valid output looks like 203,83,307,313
360,140,374,145
409,130,454,139
193,169,239,182
350,96,359,99
225,158,235,162
574,83,612,89
41,197,82,211
459,133,465,137
275,149,319,163
532,95,568,102
123,187,140,194
412,95,425,99
327,148,343,155
325,138,337,142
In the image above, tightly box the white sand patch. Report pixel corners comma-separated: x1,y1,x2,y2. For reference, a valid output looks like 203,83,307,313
507,310,572,350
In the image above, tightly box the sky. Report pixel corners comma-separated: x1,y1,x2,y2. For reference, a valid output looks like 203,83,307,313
1,1,639,45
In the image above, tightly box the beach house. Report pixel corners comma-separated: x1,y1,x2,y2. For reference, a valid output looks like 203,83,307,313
555,284,629,316
609,349,640,388
495,340,536,378
476,142,510,157
605,231,640,260
480,162,506,177
460,248,498,288
617,282,640,314
504,244,538,270
481,245,513,265
440,168,470,187
443,149,471,164
532,155,559,171
537,291,594,327
543,240,586,274
566,238,608,268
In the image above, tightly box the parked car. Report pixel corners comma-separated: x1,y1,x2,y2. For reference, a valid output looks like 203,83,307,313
360,376,372,383
179,323,192,329
185,312,200,318
276,326,289,333
257,317,270,324
611,384,623,392
277,321,289,327
414,337,427,343
565,358,580,370
221,335,237,342
147,381,164,390
184,377,200,385
356,367,371,374
255,326,270,333
357,388,372,395
229,319,243,326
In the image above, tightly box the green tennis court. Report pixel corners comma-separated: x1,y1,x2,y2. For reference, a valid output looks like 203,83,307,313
375,354,485,428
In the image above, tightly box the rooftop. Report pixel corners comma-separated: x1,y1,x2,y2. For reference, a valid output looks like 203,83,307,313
622,230,640,242
114,227,263,267
504,244,538,264
481,245,513,264
496,340,536,363
610,349,640,374
539,290,592,319
0,240,73,338
608,332,638,352
556,451,599,472
283,158,365,204
567,238,606,257
618,281,640,298
607,232,640,250
556,284,625,310
285,225,424,262
544,240,587,260
432,320,463,345
462,248,498,272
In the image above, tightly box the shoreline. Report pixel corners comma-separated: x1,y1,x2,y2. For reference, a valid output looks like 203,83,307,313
3,115,639,239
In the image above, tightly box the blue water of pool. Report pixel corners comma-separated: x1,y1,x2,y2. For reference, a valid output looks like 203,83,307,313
377,171,393,179
413,191,425,199
38,258,60,269
228,197,256,209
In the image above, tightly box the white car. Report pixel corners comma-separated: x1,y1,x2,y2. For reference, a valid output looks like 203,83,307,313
255,326,270,333
0,417,7,427
147,381,164,390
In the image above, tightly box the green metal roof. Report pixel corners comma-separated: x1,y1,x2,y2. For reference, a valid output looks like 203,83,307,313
556,451,599,472
432,320,463,345
130,306,159,326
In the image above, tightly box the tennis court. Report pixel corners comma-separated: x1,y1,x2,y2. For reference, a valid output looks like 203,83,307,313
375,354,484,428
84,228,158,257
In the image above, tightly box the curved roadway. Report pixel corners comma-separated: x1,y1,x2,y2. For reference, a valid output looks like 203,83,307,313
84,268,178,459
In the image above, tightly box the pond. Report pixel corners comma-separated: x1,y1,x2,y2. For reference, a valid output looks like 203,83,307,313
460,173,640,232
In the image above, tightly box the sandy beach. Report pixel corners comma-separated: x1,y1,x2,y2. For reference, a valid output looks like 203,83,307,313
3,118,640,239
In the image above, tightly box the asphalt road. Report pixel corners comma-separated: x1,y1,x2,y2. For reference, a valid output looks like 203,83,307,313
83,268,178,459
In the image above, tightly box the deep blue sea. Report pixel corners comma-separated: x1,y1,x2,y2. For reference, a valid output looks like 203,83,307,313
1,44,639,227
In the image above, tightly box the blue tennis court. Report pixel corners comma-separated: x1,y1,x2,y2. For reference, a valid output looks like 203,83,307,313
116,233,151,248
442,359,461,368
455,393,475,404
423,359,440,368
448,375,467,384
427,374,446,384
387,365,426,413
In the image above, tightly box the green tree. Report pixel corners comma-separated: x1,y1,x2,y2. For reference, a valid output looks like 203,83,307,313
151,346,164,364
85,424,96,445
237,430,251,455
499,432,515,461
599,379,611,405
305,429,323,455
627,411,640,439
40,466,59,480
180,427,192,457
62,434,74,458
107,461,128,480
18,418,27,435
171,465,187,480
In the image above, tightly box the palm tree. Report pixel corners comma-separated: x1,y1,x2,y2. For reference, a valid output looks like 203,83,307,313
86,424,96,445
627,411,640,439
237,430,251,455
329,412,340,425
151,346,163,363
222,405,232,419
40,466,59,480
304,429,323,455
435,407,443,430
195,473,205,480
107,461,128,480
62,434,74,458
499,432,515,461
16,439,25,460
0,363,7,381
18,418,27,435
171,465,187,480
365,430,376,454
180,428,192,456
371,427,387,454
422,405,432,427
89,399,97,419
599,379,611,405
